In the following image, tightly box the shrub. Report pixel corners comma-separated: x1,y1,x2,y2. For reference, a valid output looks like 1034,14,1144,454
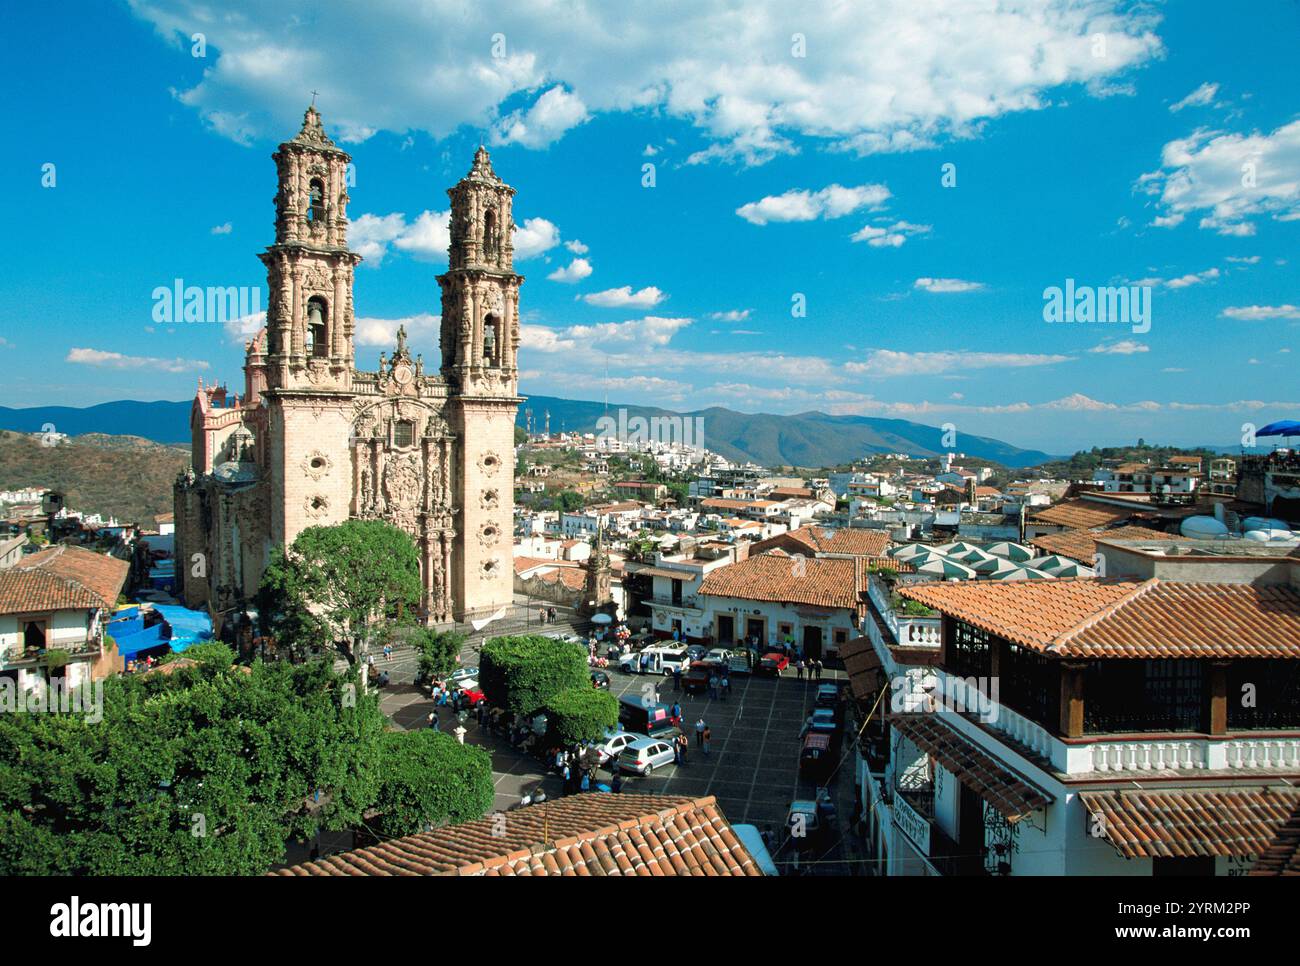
371,730,493,839
543,687,618,745
413,628,466,681
478,634,588,718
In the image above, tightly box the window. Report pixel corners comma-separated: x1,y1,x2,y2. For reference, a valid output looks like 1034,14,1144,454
834,629,848,646
306,298,328,358
308,179,326,224
483,208,497,256
393,420,414,448
1228,660,1300,730
947,620,991,679
1083,660,1206,733
483,314,499,366
1002,642,1057,730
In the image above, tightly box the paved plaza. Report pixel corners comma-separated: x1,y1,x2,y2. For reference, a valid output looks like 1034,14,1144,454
378,634,868,875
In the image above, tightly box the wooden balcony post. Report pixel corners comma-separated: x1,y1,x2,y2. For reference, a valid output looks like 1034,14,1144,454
1208,660,1229,735
1059,661,1086,738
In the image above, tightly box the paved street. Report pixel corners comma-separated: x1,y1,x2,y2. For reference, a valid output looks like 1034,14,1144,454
379,636,867,875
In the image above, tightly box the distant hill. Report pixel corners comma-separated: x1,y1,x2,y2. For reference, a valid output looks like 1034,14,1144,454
0,430,189,526
0,400,193,445
517,394,1057,468
0,394,1056,468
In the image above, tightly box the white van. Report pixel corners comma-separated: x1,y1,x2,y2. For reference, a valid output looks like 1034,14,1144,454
618,646,689,675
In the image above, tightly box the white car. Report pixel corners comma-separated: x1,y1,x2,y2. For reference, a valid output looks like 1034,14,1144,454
706,648,735,664
593,731,648,765
450,666,478,684
618,737,677,775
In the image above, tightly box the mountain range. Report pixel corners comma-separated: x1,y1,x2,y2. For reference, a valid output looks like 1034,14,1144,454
0,396,1056,467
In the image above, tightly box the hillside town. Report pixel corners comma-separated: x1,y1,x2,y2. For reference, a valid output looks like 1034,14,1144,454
5,6,1300,942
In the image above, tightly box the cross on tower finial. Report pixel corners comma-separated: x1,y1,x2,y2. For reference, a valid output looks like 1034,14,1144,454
310,89,319,107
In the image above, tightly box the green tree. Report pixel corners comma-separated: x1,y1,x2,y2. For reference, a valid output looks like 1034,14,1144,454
370,730,494,839
557,490,584,512
542,687,618,745
257,519,422,668
0,648,387,875
478,634,588,718
414,628,467,682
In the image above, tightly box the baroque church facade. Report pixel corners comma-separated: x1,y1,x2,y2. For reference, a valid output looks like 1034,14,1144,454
175,106,522,627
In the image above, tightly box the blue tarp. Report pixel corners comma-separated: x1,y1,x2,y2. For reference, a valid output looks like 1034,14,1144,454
152,604,214,653
113,623,166,659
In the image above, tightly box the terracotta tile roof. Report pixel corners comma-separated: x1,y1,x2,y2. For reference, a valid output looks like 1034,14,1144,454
1250,802,1300,875
751,526,890,559
898,578,1300,659
889,714,1053,822
1031,499,1137,530
700,498,752,511
271,794,761,876
0,545,128,616
697,552,861,610
767,486,816,499
864,555,915,574
1080,787,1300,860
1029,525,1170,563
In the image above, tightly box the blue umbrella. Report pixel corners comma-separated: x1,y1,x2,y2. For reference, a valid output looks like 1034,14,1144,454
1258,420,1300,437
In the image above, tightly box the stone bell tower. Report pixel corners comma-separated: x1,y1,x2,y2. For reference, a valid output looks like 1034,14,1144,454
261,105,362,548
438,147,523,620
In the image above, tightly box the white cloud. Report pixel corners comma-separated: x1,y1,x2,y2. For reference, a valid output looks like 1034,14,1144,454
393,209,452,260
1164,267,1220,289
491,85,590,149
1221,304,1300,321
67,347,210,374
135,2,1163,166
580,286,665,308
523,316,692,353
350,211,559,265
547,258,593,283
351,211,415,265
852,220,931,247
846,349,1070,377
1225,255,1260,264
708,309,751,322
1139,118,1300,235
512,217,561,259
354,312,441,348
565,239,589,255
913,277,985,293
224,310,266,344
1169,82,1218,112
1090,340,1149,355
210,222,232,235
737,183,889,224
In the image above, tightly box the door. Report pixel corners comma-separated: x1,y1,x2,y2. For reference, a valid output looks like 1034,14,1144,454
746,617,765,642
803,625,823,661
717,615,735,644
957,783,986,875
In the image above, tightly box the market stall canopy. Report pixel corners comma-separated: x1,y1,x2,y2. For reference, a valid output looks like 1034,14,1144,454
1257,420,1300,437
986,541,1035,563
914,557,977,579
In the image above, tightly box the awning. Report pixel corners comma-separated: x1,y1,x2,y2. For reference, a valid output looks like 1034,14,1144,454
1079,787,1300,860
889,714,1054,822
625,565,695,581
839,636,883,702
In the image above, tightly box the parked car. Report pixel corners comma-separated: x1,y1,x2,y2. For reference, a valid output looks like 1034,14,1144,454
618,646,689,675
815,682,840,707
808,707,839,735
681,661,713,693
590,669,610,690
785,798,829,851
706,648,735,664
800,732,833,780
455,679,486,706
594,731,648,764
450,666,479,684
684,644,708,661
618,694,681,736
618,737,677,775
757,652,790,676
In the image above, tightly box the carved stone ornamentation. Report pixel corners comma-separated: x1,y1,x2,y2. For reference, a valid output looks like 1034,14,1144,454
477,450,502,476
477,521,501,549
302,450,332,480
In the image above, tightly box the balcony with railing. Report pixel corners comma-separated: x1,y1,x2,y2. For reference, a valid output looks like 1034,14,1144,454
935,667,1300,777
866,574,942,649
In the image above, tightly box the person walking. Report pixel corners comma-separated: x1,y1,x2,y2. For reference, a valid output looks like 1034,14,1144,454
428,710,440,732
702,726,712,756
796,659,805,681
612,771,623,794
673,665,682,692
678,732,689,764
721,674,730,701
539,606,547,625
708,673,718,700
671,701,682,725
815,659,824,680
695,717,706,748
548,606,557,624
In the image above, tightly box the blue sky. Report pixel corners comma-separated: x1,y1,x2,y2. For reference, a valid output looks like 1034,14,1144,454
3,0,1298,453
